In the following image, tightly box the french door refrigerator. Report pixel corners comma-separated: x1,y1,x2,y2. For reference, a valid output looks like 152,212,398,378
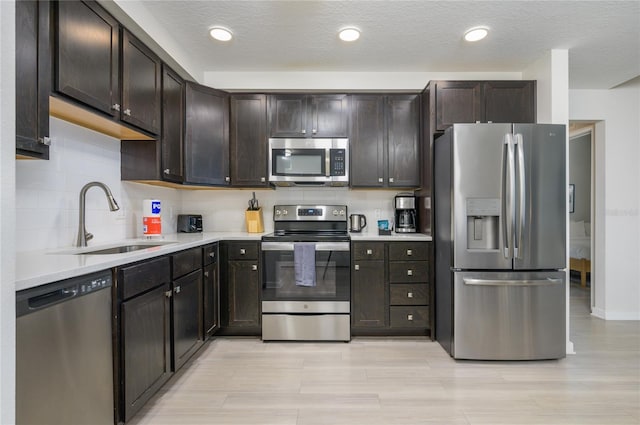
434,123,567,360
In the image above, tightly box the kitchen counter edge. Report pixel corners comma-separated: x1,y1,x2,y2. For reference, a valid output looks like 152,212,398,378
349,233,432,241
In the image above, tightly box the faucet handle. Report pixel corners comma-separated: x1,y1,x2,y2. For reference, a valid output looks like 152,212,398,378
86,232,94,242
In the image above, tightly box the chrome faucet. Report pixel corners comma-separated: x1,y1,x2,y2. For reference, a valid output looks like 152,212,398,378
76,182,120,247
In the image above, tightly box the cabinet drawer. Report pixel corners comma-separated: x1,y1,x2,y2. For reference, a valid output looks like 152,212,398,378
388,242,428,261
172,247,203,279
203,243,218,266
389,261,429,283
390,284,428,305
390,306,429,328
352,242,385,260
227,242,259,260
119,256,170,300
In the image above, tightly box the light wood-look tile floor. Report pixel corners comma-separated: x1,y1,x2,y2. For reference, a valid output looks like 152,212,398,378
129,286,640,425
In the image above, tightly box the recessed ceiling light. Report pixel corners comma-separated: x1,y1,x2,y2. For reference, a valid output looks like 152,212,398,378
209,27,233,42
464,26,489,42
339,27,360,42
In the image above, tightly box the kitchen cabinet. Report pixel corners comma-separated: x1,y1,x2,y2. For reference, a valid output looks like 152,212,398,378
185,82,230,185
16,0,51,160
351,242,388,329
203,244,220,337
433,80,536,131
220,241,261,334
121,29,162,135
351,241,431,336
171,248,203,372
350,94,420,188
160,64,185,183
117,256,172,423
230,94,269,187
268,94,349,138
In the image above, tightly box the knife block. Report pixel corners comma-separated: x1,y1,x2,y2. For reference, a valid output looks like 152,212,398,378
245,208,264,233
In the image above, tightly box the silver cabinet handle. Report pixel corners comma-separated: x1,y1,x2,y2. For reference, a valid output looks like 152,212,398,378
407,292,413,298
261,177,266,182
165,290,172,298
389,177,394,183
312,129,317,134
240,248,246,255
174,285,181,294
406,249,413,256
38,137,51,146
204,271,210,277
124,108,131,116
378,177,383,183
301,129,306,134
366,249,373,255
407,314,414,321
407,269,413,276
251,264,258,271
354,264,360,271
163,168,170,174
225,176,230,182
112,103,121,111
209,252,215,258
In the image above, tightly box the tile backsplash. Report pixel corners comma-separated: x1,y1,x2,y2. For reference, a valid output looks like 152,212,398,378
16,118,405,252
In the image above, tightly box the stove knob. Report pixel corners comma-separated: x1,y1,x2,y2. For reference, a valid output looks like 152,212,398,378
275,209,281,216
332,209,338,216
339,209,345,216
283,209,289,215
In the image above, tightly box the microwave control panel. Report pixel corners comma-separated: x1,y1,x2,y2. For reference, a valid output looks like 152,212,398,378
330,149,346,176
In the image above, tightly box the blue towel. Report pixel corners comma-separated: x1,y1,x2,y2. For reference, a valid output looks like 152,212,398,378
294,243,316,287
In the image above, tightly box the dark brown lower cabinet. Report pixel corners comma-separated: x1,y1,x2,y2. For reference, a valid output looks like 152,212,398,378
203,243,220,338
121,282,171,423
172,270,203,371
220,242,261,334
351,260,388,329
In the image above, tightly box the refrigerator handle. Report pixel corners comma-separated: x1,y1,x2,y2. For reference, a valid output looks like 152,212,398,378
501,133,515,259
463,278,563,287
514,133,526,259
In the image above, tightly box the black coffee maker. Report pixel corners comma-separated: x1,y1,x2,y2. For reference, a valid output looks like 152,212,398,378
394,193,417,233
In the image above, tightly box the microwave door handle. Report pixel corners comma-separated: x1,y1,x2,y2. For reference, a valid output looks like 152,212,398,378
325,148,331,177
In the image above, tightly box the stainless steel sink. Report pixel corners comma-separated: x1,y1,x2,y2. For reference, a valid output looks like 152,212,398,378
50,241,176,256
76,244,168,255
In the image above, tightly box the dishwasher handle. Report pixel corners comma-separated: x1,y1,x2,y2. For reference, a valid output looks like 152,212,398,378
27,286,78,310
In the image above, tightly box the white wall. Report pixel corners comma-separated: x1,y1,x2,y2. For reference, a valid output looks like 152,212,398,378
0,1,16,422
570,86,640,320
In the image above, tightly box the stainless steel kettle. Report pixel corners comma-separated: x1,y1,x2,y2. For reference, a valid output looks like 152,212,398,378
349,214,367,232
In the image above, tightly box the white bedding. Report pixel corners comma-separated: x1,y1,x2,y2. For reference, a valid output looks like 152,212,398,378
570,236,591,260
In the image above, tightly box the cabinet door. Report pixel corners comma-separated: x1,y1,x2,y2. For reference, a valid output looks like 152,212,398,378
121,30,161,135
161,65,184,183
55,0,119,116
121,283,171,422
230,94,268,186
483,81,536,124
350,95,385,187
351,260,388,328
268,94,306,137
16,0,50,160
203,262,220,337
387,95,420,187
185,82,230,185
226,261,261,328
172,270,203,371
309,94,349,137
434,81,482,131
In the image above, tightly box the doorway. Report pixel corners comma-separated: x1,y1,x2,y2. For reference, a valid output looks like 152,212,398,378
569,122,595,311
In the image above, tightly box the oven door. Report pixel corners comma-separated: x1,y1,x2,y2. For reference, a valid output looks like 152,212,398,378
261,241,350,303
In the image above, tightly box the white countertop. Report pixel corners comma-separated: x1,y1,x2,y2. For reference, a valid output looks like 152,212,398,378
16,232,264,292
16,231,432,292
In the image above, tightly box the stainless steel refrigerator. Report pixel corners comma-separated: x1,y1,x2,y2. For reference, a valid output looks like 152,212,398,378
434,123,566,360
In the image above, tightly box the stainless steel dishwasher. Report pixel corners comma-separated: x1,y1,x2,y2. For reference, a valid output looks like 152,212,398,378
16,270,114,425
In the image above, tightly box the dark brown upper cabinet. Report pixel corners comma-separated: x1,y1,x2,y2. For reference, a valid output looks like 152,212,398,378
268,94,349,138
184,82,230,186
55,0,120,118
121,29,161,135
433,80,536,131
16,0,51,160
230,94,268,187
161,65,185,183
350,94,420,188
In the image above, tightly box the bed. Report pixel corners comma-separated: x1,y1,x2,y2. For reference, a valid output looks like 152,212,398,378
569,220,591,287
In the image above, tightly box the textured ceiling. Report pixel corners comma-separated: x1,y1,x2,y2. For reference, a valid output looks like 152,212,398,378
133,0,639,89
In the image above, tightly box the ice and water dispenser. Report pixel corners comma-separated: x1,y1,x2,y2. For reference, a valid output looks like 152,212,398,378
465,198,500,250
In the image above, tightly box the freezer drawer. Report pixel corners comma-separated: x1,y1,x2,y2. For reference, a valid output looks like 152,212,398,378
453,271,565,360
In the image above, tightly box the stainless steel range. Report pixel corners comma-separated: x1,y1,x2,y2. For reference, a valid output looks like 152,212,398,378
261,205,351,341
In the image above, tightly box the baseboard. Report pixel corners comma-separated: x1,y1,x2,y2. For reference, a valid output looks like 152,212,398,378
566,340,576,355
592,307,640,320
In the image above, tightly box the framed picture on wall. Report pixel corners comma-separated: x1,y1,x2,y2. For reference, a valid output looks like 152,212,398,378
569,184,575,213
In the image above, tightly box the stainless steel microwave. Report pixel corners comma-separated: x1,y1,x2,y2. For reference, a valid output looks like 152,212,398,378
268,138,349,186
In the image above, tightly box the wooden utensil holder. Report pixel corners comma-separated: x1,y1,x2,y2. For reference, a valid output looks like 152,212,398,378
245,208,264,233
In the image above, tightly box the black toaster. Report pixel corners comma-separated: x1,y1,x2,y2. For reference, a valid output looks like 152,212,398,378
177,214,203,233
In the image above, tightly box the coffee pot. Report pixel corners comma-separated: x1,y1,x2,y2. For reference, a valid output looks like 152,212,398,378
349,214,367,232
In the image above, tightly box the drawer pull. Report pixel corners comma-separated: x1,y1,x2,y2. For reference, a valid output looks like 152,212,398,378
240,248,246,255
366,249,373,255
204,271,209,277
407,292,413,298
251,264,258,271
354,264,360,271
406,249,413,256
407,314,414,321
209,252,215,258
174,285,181,294
407,269,413,276
164,290,172,298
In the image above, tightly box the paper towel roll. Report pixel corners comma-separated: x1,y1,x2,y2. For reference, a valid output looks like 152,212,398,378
143,199,161,235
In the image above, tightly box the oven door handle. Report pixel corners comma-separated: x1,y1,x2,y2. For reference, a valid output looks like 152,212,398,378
261,242,350,252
